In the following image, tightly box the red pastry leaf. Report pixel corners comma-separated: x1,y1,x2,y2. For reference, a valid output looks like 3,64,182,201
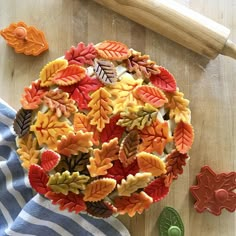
28,164,49,194
65,42,97,66
134,85,168,108
139,121,173,155
60,75,102,110
95,40,130,60
21,80,48,110
53,65,86,86
144,178,169,202
41,150,61,172
100,115,125,143
86,201,117,218
150,67,177,92
45,191,86,214
105,159,139,184
174,121,194,154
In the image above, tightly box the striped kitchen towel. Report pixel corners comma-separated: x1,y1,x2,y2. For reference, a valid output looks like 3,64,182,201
0,98,130,236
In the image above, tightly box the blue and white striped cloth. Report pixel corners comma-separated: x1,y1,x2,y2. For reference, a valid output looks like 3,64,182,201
0,98,130,236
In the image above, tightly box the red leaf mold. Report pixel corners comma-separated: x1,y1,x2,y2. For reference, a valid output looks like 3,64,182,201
190,165,236,215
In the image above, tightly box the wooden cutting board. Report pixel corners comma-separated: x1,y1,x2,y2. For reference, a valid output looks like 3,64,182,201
0,0,235,235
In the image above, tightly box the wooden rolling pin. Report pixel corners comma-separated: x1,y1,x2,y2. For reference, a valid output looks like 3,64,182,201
93,0,236,60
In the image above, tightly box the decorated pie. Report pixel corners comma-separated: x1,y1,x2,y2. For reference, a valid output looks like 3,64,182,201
14,40,194,218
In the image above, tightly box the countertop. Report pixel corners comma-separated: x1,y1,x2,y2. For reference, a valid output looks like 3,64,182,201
0,0,235,235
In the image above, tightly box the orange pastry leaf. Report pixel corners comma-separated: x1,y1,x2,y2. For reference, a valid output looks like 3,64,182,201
43,90,77,118
88,138,119,177
114,191,153,217
119,130,139,167
87,87,113,132
134,85,168,108
174,122,194,154
53,65,86,86
117,173,152,196
0,21,48,56
137,152,166,177
95,40,130,60
165,90,191,123
83,178,116,202
30,111,72,150
45,191,86,214
40,59,68,87
57,131,93,157
139,121,173,155
21,80,48,110
16,134,40,169
73,112,100,146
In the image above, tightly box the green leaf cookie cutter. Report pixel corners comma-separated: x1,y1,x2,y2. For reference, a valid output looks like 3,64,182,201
157,206,184,236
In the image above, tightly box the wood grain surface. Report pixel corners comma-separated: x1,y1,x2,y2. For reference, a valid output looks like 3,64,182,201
0,0,235,235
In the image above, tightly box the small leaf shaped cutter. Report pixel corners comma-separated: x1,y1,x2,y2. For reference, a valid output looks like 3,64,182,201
190,165,236,215
0,21,48,56
157,206,184,236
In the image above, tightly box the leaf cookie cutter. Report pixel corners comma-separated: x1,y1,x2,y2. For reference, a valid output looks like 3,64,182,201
190,165,236,215
0,21,48,56
157,206,184,236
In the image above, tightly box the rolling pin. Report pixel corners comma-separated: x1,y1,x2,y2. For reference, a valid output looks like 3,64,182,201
93,0,236,60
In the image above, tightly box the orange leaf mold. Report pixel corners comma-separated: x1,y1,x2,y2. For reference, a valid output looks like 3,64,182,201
0,21,48,56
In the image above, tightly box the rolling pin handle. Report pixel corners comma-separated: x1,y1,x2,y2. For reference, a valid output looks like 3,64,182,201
221,39,236,60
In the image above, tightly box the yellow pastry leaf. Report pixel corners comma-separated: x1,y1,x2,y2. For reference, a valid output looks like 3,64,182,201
40,59,68,87
87,87,113,132
47,171,89,195
106,73,143,114
30,111,72,150
83,178,116,202
73,113,100,146
44,90,77,118
117,172,152,196
57,131,93,157
88,138,119,177
165,89,191,123
114,191,153,217
139,121,173,155
119,130,139,167
118,103,158,130
137,152,166,177
16,134,40,169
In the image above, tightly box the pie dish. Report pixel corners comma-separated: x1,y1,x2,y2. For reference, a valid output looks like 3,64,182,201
14,40,194,218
